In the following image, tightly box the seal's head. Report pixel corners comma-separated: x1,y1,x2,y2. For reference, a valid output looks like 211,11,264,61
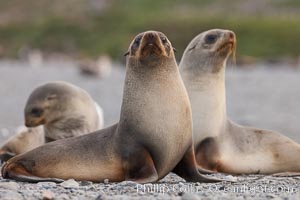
125,31,176,67
180,29,236,73
24,82,77,127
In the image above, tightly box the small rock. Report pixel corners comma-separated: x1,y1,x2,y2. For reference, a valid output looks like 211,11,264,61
0,190,23,200
80,181,93,186
0,182,19,190
225,175,238,182
60,179,79,188
42,190,55,200
178,182,185,187
119,181,137,187
56,193,69,200
37,182,57,188
96,194,106,200
181,193,200,200
104,179,109,184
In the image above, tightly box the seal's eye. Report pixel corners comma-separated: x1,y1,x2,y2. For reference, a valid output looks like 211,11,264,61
205,34,218,44
31,108,43,117
161,37,167,43
134,37,141,45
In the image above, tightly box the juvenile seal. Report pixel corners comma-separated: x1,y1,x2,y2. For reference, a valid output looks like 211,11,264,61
180,29,300,174
2,31,220,183
24,81,104,141
0,126,44,162
0,81,104,161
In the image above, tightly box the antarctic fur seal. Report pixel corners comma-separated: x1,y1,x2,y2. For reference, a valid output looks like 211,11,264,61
0,81,103,161
2,31,220,183
0,126,44,162
180,29,300,174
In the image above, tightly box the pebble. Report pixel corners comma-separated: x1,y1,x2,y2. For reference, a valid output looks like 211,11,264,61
95,194,106,200
0,182,19,190
60,179,79,188
225,175,238,182
104,179,109,184
81,181,93,186
56,193,70,200
42,190,55,200
0,172,300,199
0,190,23,200
181,193,200,200
37,182,57,188
119,181,137,187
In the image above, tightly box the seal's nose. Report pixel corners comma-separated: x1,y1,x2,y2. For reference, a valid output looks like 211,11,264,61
144,32,156,42
228,31,235,39
227,31,236,43
148,32,154,39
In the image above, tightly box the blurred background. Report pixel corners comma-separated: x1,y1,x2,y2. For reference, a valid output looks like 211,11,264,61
0,0,300,143
0,0,299,64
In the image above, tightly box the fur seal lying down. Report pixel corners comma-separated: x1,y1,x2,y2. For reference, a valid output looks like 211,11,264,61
0,81,104,161
180,29,300,174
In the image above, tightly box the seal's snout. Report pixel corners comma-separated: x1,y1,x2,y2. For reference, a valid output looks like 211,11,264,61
226,31,236,58
228,31,235,40
143,32,159,45
139,31,164,58
226,31,236,44
146,32,155,40
25,115,46,128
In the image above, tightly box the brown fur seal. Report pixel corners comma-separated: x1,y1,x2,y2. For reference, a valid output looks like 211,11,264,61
0,81,104,161
180,29,300,174
1,31,220,183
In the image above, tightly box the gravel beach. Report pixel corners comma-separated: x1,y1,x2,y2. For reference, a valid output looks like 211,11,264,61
0,60,300,199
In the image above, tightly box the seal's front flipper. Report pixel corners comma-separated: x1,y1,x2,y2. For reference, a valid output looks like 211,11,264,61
124,148,158,183
1,160,64,183
172,146,223,183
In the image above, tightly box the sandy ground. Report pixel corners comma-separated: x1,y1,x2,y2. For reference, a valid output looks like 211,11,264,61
0,60,300,199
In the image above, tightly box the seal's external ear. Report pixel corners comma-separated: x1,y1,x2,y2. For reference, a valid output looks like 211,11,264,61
124,51,129,56
173,47,177,53
47,94,57,100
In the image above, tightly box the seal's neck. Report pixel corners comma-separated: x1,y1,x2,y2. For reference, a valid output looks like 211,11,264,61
181,63,227,139
119,56,191,136
44,114,90,140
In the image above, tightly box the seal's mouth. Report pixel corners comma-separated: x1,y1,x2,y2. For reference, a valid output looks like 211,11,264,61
25,118,46,127
141,43,162,56
139,32,164,58
216,34,236,65
216,41,235,53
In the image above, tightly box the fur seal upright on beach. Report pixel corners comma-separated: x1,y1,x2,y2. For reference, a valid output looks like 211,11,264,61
1,31,220,183
180,29,300,174
0,81,104,161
